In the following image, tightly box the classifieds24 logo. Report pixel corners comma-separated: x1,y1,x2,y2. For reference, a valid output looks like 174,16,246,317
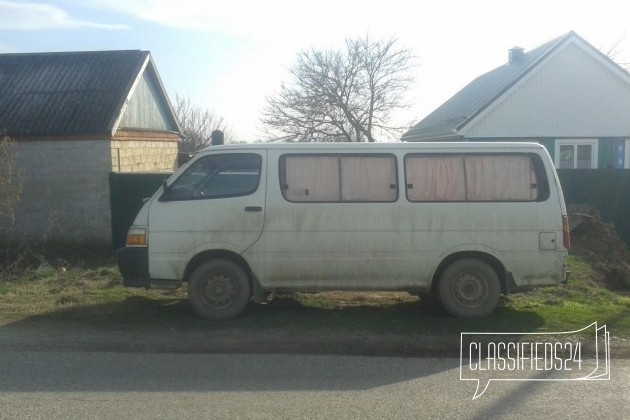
460,322,610,399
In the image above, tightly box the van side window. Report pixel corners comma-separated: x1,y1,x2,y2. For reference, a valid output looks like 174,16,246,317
405,156,466,201
465,155,538,201
405,154,544,202
280,154,397,202
164,153,262,201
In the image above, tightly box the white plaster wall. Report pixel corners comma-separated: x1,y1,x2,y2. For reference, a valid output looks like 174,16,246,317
462,41,630,138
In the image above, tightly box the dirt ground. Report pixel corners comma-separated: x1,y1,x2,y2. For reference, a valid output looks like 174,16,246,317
567,204,630,289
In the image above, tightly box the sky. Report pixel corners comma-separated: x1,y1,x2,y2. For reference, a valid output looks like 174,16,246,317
1,0,630,141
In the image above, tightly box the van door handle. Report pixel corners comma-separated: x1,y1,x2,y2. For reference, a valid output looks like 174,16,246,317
244,206,263,212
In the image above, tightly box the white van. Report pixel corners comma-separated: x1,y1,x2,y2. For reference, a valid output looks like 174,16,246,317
117,142,569,319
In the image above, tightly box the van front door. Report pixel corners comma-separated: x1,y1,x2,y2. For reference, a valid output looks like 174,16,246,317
147,151,266,280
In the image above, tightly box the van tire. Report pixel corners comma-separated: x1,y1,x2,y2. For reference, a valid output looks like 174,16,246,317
187,259,252,319
438,259,500,317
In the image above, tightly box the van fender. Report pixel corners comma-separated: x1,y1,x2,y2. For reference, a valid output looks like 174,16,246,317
182,242,256,283
187,241,247,262
431,245,513,295
155,241,247,281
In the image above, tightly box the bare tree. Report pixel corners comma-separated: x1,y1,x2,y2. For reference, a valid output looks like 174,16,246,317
174,94,233,153
262,36,416,142
604,36,630,71
0,133,22,261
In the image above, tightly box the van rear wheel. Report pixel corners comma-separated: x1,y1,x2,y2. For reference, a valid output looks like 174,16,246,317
187,259,251,319
438,259,500,317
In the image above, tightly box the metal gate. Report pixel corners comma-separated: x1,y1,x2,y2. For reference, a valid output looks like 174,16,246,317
109,172,172,249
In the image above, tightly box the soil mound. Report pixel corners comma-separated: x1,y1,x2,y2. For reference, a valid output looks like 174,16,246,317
568,204,630,289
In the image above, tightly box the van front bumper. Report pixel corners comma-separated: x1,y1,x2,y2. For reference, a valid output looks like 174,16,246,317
116,246,151,288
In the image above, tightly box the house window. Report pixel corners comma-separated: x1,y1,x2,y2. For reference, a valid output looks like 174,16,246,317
625,139,630,169
555,139,598,169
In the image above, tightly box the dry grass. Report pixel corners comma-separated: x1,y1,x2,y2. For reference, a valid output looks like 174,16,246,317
0,266,184,322
0,256,629,338
298,291,417,307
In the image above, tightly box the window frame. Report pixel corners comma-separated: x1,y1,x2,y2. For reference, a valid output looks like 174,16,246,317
279,153,399,203
554,139,598,169
160,152,262,202
404,152,549,203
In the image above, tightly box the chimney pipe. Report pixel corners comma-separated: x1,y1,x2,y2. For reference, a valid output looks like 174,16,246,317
211,130,224,146
508,46,524,64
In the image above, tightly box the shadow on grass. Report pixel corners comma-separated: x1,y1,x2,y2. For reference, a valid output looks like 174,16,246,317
7,293,546,337
0,294,544,358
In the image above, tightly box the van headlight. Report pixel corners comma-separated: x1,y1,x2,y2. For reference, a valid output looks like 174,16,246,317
126,226,148,247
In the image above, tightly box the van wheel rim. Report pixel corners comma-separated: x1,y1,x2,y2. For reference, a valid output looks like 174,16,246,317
452,272,488,308
202,275,236,308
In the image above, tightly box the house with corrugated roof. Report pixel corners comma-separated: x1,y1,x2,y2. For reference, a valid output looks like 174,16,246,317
0,50,180,245
402,32,630,170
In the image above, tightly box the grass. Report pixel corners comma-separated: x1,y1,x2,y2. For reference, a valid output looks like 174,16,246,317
501,256,630,334
1,255,629,339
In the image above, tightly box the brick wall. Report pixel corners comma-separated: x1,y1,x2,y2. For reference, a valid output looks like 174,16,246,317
12,137,178,245
14,140,113,244
110,140,178,172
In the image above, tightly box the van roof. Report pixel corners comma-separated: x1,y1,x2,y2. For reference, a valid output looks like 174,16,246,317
198,141,546,153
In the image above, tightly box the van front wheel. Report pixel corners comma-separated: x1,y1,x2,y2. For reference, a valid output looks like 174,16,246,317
187,259,251,319
438,259,500,317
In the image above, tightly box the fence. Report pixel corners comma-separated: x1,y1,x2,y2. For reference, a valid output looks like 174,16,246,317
557,169,630,246
109,170,630,249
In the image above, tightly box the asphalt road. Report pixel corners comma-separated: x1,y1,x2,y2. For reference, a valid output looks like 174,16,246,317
0,351,628,419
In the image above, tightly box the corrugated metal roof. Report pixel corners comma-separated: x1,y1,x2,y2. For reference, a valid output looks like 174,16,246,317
0,50,151,137
402,33,573,141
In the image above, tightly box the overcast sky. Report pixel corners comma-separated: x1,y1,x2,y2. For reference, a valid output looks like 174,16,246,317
2,0,630,141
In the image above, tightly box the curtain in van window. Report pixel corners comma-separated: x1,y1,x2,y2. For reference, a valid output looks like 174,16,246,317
405,156,466,201
284,156,340,201
465,155,537,201
340,156,397,202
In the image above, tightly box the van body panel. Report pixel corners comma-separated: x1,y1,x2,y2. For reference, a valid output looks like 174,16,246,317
120,142,568,302
243,145,567,291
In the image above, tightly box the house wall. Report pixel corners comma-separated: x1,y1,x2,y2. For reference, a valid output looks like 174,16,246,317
461,41,630,138
118,72,178,132
463,137,556,160
11,135,177,246
111,133,178,172
465,137,621,169
13,140,113,244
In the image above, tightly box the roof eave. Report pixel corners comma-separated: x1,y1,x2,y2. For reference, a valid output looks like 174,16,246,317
401,129,462,142
109,52,151,137
144,54,183,134
109,52,182,137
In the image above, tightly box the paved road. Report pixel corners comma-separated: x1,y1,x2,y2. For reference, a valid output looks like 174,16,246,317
0,351,628,419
